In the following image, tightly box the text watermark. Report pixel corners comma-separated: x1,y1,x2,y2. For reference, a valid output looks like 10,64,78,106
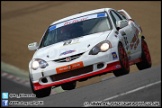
84,101,160,107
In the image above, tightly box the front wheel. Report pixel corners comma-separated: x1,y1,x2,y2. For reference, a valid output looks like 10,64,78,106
136,38,152,70
29,76,51,98
113,42,130,77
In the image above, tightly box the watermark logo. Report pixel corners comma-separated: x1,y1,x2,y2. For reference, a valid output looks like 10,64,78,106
2,92,8,99
9,93,36,98
83,101,160,107
2,100,8,107
9,101,44,106
1,92,44,106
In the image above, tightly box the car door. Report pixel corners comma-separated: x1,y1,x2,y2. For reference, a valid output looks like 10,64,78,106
110,10,137,60
118,9,142,54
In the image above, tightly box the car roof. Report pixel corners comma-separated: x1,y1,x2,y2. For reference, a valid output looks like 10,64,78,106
50,8,113,25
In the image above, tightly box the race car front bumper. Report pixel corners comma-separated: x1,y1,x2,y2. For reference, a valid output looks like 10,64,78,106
33,60,121,90
30,47,121,91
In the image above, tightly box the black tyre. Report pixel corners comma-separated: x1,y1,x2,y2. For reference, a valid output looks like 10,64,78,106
29,76,51,98
136,38,152,70
113,43,130,77
61,81,76,90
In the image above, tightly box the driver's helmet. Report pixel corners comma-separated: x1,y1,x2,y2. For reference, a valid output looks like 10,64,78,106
59,26,71,41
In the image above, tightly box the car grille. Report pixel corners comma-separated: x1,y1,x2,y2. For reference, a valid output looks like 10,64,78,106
50,65,93,82
54,53,84,63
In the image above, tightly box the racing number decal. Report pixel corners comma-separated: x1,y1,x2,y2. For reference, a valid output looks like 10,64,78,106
130,29,140,50
63,39,80,46
124,36,129,50
123,27,140,51
63,40,72,46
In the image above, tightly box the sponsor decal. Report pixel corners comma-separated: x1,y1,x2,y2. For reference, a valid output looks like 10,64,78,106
60,50,76,56
56,61,84,74
64,17,88,26
112,52,118,59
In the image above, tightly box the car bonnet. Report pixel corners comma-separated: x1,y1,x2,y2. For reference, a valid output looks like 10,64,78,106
32,30,111,61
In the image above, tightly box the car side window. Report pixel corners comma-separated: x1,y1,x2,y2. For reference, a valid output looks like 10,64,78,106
121,14,127,20
118,12,127,20
110,10,123,28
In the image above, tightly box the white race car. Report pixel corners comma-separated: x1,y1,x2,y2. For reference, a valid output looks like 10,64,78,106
28,8,152,98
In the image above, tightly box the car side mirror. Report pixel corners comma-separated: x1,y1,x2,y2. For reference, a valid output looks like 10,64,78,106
116,20,128,30
28,42,38,51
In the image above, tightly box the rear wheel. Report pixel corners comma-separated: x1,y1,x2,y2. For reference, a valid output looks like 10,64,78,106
61,81,76,90
29,76,51,98
113,43,130,77
136,38,152,70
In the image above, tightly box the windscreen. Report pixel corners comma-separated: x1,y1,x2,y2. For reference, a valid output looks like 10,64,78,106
40,12,111,48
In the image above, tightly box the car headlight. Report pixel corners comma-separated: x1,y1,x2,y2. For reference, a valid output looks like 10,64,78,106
89,40,112,55
100,43,110,52
32,61,39,70
31,59,48,70
90,47,100,55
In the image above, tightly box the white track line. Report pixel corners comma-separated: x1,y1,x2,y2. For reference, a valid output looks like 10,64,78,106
1,71,30,87
7,75,14,79
103,80,161,101
15,77,21,81
2,72,8,77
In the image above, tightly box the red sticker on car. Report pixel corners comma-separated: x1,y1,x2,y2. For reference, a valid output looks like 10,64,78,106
56,61,84,74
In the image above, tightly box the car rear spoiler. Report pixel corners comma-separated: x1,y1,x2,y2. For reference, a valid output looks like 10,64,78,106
118,9,132,20
118,9,142,33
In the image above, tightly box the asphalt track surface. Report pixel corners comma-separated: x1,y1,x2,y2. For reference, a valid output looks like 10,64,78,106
1,65,161,107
